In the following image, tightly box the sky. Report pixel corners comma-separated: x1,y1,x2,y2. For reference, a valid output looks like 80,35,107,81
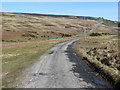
1,2,118,21
1,0,119,2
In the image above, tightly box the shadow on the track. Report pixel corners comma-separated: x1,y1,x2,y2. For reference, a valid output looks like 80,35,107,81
64,44,110,88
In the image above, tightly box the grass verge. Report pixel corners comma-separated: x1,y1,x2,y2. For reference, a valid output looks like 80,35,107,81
2,50,47,88
2,38,74,88
73,35,120,88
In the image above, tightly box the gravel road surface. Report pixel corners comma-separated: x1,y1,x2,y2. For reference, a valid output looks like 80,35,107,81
18,39,111,88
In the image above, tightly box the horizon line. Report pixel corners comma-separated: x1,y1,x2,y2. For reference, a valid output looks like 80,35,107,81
1,11,117,21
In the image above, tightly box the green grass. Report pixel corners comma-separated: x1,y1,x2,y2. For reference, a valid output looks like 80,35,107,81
103,20,118,27
3,43,51,54
2,38,74,88
2,42,55,88
2,49,48,88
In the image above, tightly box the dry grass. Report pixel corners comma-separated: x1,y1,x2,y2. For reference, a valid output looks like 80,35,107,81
1,12,117,42
73,35,120,88
1,12,118,88
2,37,74,88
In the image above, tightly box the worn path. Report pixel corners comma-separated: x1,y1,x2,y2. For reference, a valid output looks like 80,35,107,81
19,39,111,88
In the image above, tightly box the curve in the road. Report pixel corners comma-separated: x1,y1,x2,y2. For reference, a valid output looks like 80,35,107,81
18,39,111,88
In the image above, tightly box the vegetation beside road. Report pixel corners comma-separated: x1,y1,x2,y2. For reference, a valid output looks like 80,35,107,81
103,20,118,27
73,35,120,88
2,37,74,88
1,12,119,88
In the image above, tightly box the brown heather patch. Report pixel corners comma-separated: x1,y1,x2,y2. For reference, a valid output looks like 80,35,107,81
2,37,72,49
2,12,117,42
2,31,24,40
74,35,120,88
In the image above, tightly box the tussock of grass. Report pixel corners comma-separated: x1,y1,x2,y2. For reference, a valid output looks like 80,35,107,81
73,35,120,88
74,49,120,88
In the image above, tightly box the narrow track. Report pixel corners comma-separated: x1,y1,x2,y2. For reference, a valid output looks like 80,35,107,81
19,39,111,88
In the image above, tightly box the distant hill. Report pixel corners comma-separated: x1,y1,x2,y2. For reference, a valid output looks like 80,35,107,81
1,12,118,42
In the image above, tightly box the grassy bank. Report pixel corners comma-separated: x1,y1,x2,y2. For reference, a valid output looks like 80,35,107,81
2,37,74,88
2,50,47,88
73,35,120,88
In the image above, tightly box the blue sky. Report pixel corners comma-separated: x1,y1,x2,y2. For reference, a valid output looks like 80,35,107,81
2,2,118,21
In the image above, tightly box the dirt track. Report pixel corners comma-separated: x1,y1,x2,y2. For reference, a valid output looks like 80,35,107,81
18,39,111,88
